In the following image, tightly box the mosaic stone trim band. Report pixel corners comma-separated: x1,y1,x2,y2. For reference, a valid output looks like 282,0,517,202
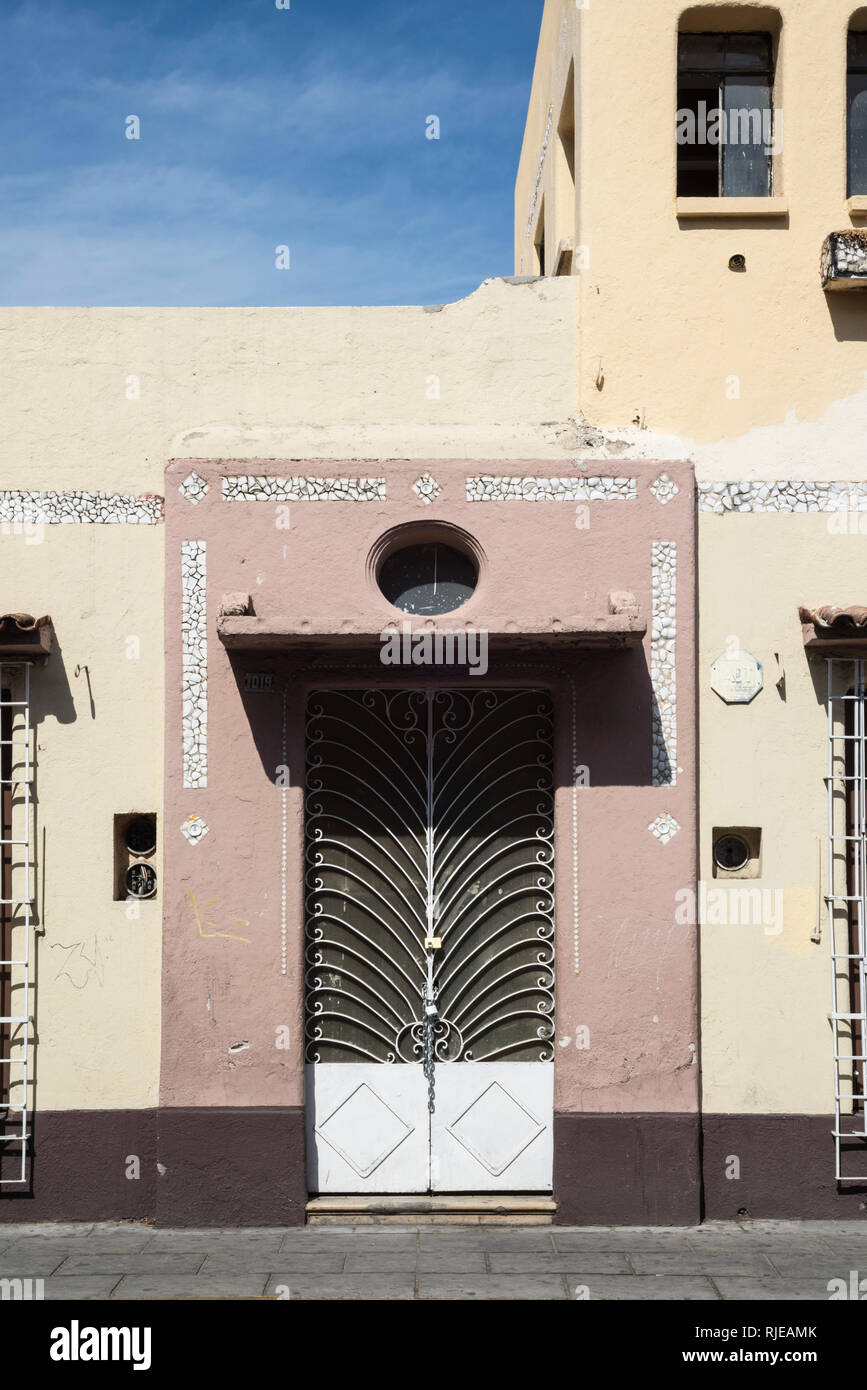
181,541,207,789
0,491,163,523
651,541,677,788
467,476,637,502
698,481,867,513
222,476,385,502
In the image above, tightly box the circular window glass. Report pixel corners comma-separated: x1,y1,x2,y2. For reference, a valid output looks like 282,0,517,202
378,542,477,616
713,833,750,872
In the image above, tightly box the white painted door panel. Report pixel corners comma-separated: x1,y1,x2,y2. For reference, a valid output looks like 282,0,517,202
307,1064,429,1194
431,1063,553,1192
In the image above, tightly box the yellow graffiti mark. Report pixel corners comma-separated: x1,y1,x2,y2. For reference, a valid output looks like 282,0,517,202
189,891,252,946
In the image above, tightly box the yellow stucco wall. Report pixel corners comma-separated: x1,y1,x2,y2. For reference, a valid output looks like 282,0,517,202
518,1,867,1113
0,277,579,1111
516,0,867,470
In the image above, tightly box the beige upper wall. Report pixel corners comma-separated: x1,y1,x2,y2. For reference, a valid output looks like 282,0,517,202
3,278,579,1111
0,278,579,494
516,0,867,473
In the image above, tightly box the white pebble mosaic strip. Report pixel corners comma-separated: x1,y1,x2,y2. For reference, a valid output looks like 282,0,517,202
698,481,867,513
222,476,385,502
466,476,637,502
648,813,680,845
182,541,207,789
0,491,163,523
651,541,677,788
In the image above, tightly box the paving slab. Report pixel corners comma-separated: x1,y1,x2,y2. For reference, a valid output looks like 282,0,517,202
43,1276,124,1301
628,1252,776,1277
416,1253,488,1272
53,1252,206,1277
203,1251,345,1274
418,1274,567,1300
568,1275,718,1301
489,1251,631,1274
0,1250,74,1276
552,1230,696,1251
761,1254,864,1280
111,1274,270,1300
713,1277,832,1301
0,1223,95,1238
286,1233,417,1252
343,1251,420,1272
264,1274,415,1300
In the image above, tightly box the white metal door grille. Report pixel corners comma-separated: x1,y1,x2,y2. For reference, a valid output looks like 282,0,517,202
0,665,32,1185
826,657,867,1180
304,688,556,1072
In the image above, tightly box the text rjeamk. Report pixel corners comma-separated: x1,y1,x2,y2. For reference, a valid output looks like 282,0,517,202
50,1320,151,1371
676,103,781,153
379,622,488,676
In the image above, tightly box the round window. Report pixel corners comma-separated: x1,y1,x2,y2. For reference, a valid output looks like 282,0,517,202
713,833,750,872
378,542,477,616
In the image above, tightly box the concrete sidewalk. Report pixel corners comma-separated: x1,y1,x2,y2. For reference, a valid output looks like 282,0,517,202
1,1219,865,1300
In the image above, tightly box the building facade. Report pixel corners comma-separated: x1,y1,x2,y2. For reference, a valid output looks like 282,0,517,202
1,0,865,1225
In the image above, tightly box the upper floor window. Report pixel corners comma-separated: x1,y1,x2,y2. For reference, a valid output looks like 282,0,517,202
677,33,775,196
848,30,867,195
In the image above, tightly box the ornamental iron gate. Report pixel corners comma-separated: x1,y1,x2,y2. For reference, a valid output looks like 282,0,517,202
304,688,555,1193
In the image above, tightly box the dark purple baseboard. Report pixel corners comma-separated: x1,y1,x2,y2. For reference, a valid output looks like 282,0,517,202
554,1112,702,1225
4,1108,865,1224
156,1107,307,1227
0,1109,156,1222
0,1106,306,1226
702,1114,867,1220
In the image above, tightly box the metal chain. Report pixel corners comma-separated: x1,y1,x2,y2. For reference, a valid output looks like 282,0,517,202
422,995,437,1113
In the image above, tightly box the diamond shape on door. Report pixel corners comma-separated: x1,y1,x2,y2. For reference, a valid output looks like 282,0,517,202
445,1080,546,1177
316,1082,414,1178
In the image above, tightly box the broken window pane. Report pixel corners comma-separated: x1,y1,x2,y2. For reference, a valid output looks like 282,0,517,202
677,33,774,197
723,78,773,196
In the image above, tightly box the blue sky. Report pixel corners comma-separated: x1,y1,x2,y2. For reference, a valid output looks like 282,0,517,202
0,0,543,306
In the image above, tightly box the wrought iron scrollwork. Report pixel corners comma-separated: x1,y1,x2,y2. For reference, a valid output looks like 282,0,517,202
304,689,556,1078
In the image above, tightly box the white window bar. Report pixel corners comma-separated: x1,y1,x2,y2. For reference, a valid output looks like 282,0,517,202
0,663,31,1184
826,657,867,1180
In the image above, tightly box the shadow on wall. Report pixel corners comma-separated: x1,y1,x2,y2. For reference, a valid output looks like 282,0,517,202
226,643,663,793
824,292,867,343
0,633,78,1194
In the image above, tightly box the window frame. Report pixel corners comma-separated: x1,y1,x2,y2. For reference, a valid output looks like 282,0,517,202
677,31,776,198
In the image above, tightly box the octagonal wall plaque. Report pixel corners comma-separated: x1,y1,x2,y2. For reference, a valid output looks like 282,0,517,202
710,650,763,704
